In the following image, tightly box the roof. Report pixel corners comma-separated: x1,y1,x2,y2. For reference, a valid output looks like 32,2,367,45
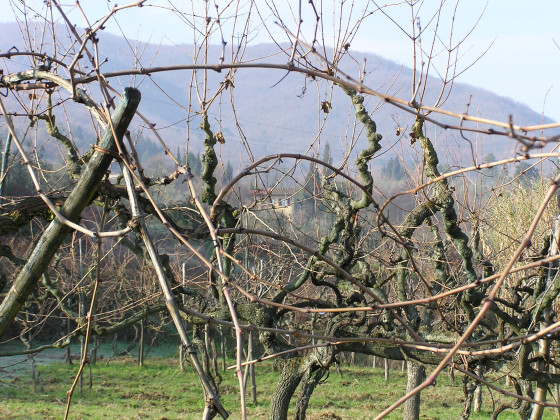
251,187,298,197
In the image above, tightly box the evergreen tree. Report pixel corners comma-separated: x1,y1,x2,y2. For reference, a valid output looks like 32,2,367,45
383,156,405,180
322,142,333,177
482,153,498,177
187,151,202,176
303,161,320,196
514,162,538,181
224,161,233,180
176,146,184,165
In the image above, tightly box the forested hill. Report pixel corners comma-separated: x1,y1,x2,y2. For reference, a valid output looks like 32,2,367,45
0,22,554,165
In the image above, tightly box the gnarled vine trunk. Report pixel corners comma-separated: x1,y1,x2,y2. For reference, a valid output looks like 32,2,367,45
404,362,425,420
270,358,305,420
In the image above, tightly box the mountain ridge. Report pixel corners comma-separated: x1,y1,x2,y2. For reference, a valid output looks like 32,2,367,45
0,22,554,167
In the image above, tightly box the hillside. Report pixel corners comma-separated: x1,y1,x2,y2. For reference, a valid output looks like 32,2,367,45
0,22,554,168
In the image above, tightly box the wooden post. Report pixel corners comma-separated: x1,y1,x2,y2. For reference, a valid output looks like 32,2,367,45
138,266,145,367
473,366,482,413
65,317,73,365
179,263,185,372
248,331,257,405
220,325,226,372
78,238,84,395
384,358,390,381
0,126,12,204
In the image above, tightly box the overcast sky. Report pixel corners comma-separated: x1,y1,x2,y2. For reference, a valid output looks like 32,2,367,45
2,1,559,122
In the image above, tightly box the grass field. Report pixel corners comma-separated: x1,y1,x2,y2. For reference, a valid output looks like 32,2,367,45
0,349,557,419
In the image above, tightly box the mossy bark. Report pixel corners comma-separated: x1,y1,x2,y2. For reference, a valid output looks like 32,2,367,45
412,118,477,284
294,367,327,420
0,88,141,339
270,84,383,419
404,362,425,420
270,358,305,420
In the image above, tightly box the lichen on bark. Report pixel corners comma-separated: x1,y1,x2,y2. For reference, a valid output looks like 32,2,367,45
37,93,82,179
200,113,219,205
268,82,384,420
337,84,382,211
412,117,477,284
199,112,238,274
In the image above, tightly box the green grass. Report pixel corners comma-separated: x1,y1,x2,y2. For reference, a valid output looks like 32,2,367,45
0,353,557,419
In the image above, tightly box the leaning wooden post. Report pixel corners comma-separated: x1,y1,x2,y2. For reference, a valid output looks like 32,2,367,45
0,88,141,339
121,164,228,419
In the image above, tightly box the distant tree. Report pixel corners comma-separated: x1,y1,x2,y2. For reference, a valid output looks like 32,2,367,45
514,161,538,181
224,161,233,181
483,153,497,164
482,153,498,178
72,125,84,142
176,146,184,166
322,142,333,177
383,156,405,180
187,151,202,177
137,136,160,163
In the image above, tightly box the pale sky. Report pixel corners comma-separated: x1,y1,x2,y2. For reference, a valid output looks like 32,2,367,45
2,1,559,122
